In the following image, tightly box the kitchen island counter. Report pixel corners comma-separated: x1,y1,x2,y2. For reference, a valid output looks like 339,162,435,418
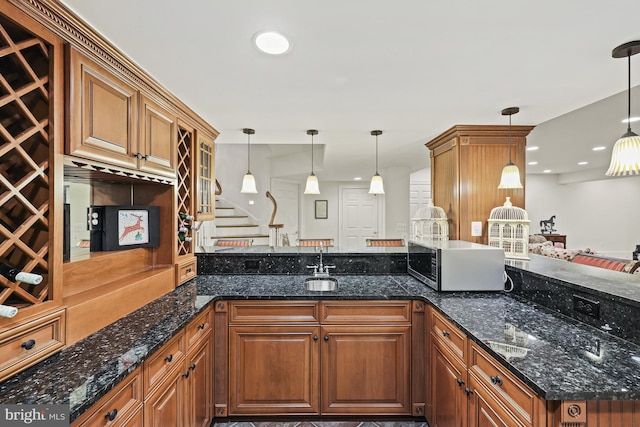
1,273,640,422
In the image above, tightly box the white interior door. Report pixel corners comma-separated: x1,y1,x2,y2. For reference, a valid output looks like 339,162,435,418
270,180,299,245
409,181,431,220
339,187,381,250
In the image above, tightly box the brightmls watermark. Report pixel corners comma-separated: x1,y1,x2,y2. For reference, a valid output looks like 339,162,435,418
1,405,69,426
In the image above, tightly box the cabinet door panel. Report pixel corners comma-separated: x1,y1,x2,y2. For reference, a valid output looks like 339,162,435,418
144,369,184,427
68,48,138,168
196,132,215,220
321,325,411,415
229,325,320,415
139,95,176,177
468,375,526,427
430,340,466,427
186,336,213,427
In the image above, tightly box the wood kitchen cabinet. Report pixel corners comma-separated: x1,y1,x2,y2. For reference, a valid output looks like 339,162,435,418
227,300,412,416
72,307,212,427
426,125,534,243
229,325,320,415
321,325,411,415
68,48,139,170
430,339,467,427
195,131,215,221
138,94,176,177
68,50,176,178
144,308,213,427
467,373,526,427
427,307,544,427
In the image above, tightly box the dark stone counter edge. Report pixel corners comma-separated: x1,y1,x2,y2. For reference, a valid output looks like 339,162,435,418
53,282,640,420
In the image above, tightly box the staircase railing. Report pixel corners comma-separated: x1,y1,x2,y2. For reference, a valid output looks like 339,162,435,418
266,191,284,246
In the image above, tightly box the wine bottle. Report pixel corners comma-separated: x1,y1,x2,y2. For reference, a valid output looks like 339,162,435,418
178,233,193,242
181,223,196,230
178,226,189,233
179,212,195,221
0,262,43,285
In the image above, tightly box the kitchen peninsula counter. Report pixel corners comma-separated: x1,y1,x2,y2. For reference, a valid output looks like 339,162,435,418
1,273,640,422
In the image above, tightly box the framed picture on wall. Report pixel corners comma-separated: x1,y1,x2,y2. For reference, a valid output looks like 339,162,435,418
315,200,328,219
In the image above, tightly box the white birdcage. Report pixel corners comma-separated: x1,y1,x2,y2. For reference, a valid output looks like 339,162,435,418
412,200,449,241
488,197,530,260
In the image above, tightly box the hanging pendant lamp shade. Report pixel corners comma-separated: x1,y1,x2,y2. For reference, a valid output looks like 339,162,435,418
369,130,385,194
304,129,321,194
240,128,258,193
606,41,640,176
498,107,523,189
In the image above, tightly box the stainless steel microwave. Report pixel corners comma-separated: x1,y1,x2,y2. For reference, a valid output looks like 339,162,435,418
407,240,505,291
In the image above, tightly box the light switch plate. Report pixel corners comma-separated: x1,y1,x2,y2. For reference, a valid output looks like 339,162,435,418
471,221,482,236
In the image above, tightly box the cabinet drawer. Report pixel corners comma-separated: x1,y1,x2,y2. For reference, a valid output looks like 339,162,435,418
320,301,411,323
0,309,65,382
185,307,212,350
430,308,467,364
176,259,197,285
469,342,541,427
229,301,319,323
143,331,185,395
73,366,143,427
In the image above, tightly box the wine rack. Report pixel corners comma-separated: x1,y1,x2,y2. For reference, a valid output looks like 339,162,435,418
0,15,52,308
176,126,192,256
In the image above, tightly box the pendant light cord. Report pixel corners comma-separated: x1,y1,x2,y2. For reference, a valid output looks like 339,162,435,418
508,114,513,164
246,132,251,173
311,132,314,174
628,53,632,133
375,133,379,174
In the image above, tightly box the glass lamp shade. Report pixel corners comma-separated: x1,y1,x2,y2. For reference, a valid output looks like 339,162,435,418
605,131,640,176
304,173,320,194
497,163,523,189
368,174,385,194
240,172,258,193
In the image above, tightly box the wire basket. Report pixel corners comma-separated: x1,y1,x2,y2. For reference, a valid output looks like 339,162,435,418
488,197,530,260
412,200,449,240
486,340,530,361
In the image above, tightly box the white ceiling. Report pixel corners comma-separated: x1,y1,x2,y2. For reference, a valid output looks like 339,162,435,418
59,0,640,181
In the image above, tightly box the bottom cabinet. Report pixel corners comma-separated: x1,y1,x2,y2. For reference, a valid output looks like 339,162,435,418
229,325,320,415
321,325,411,415
468,374,526,427
430,340,467,427
186,335,213,427
144,367,186,427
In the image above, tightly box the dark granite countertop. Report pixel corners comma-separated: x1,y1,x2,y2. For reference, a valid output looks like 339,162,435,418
1,272,640,422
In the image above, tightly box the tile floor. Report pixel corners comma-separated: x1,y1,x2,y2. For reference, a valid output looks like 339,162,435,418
213,418,429,427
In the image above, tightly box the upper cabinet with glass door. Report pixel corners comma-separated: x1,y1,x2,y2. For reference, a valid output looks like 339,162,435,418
195,131,215,221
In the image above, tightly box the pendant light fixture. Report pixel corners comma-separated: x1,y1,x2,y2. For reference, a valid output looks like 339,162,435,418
497,107,523,189
304,129,320,194
606,40,640,176
240,128,257,193
369,130,385,194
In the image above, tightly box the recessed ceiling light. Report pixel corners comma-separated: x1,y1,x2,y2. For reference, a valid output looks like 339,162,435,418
592,146,606,151
526,146,539,151
622,117,640,123
543,169,552,173
253,31,291,55
528,161,538,165
578,161,588,165
354,177,362,181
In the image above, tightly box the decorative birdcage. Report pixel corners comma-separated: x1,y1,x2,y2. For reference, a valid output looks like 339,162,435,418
412,200,449,241
488,197,530,260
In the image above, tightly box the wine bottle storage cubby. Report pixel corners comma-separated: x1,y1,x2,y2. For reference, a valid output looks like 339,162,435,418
177,126,192,256
0,14,51,307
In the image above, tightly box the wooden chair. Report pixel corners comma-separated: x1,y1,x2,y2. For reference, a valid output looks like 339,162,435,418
365,238,405,247
298,238,334,247
215,239,253,247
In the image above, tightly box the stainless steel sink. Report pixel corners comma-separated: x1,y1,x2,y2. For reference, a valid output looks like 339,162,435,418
304,276,338,291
